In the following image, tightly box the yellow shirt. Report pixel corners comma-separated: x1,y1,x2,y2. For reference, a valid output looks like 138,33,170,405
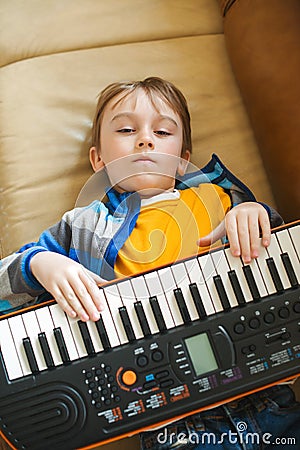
115,184,231,278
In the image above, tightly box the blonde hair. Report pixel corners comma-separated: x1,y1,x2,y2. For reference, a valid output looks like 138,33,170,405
91,76,192,155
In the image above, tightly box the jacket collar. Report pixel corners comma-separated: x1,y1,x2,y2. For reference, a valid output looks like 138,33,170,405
105,153,256,214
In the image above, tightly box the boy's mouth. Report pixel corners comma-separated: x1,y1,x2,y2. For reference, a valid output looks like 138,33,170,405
133,156,156,164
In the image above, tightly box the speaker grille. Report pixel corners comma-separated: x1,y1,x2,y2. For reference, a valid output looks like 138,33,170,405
0,382,86,449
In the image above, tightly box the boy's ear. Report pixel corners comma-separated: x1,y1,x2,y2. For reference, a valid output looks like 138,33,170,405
89,146,105,172
177,150,191,176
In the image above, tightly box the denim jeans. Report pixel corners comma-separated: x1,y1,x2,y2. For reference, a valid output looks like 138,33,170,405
140,385,300,449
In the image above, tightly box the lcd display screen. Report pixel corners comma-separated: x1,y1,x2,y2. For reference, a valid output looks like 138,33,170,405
185,332,218,376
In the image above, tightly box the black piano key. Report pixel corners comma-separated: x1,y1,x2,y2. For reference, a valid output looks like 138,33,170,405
119,306,136,342
242,265,260,300
281,252,299,287
78,321,96,356
213,275,231,311
149,296,167,332
134,301,151,337
174,288,191,323
189,283,207,318
95,315,111,351
54,327,70,364
38,332,55,368
266,257,284,293
22,337,39,374
228,270,246,306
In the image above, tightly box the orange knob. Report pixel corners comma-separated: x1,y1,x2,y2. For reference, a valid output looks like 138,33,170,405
122,370,137,386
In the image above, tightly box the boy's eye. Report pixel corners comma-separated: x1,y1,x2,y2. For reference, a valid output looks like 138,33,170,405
155,130,171,136
117,128,135,133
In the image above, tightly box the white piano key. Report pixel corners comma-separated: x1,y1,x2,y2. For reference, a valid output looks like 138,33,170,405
131,276,159,334
86,320,104,354
224,249,252,302
276,229,300,281
197,254,223,313
184,258,215,316
117,279,144,339
243,258,268,298
8,315,32,375
267,234,290,289
289,225,300,261
67,316,88,358
98,289,120,348
35,307,62,366
22,311,47,371
144,271,175,329
170,262,199,320
157,266,183,326
49,304,79,360
210,250,238,308
103,284,128,344
0,319,24,380
254,239,277,295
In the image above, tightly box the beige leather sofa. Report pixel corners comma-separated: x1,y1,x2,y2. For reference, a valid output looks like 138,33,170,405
0,1,299,449
0,0,281,258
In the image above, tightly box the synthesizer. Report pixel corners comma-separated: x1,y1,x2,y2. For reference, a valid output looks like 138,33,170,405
0,221,299,449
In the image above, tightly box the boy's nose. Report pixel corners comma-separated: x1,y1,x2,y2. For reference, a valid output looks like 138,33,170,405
136,138,154,150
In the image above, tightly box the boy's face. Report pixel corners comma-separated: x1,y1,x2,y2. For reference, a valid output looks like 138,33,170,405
90,89,190,198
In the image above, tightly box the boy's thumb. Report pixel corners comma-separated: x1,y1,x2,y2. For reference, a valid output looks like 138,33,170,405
197,220,226,247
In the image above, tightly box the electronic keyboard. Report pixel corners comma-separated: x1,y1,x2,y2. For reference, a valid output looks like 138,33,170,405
0,221,299,450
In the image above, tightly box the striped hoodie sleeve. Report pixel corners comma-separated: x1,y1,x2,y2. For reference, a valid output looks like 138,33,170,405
0,209,75,310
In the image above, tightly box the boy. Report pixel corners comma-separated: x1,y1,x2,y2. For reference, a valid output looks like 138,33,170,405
0,77,299,449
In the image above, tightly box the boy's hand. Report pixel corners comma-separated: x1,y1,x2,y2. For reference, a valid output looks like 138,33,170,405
30,252,106,321
197,202,271,263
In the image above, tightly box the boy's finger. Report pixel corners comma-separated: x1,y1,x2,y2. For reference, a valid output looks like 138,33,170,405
235,215,251,263
225,215,241,257
259,210,271,247
72,285,101,322
227,213,252,263
248,215,260,259
60,280,90,322
52,286,81,320
80,271,106,315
